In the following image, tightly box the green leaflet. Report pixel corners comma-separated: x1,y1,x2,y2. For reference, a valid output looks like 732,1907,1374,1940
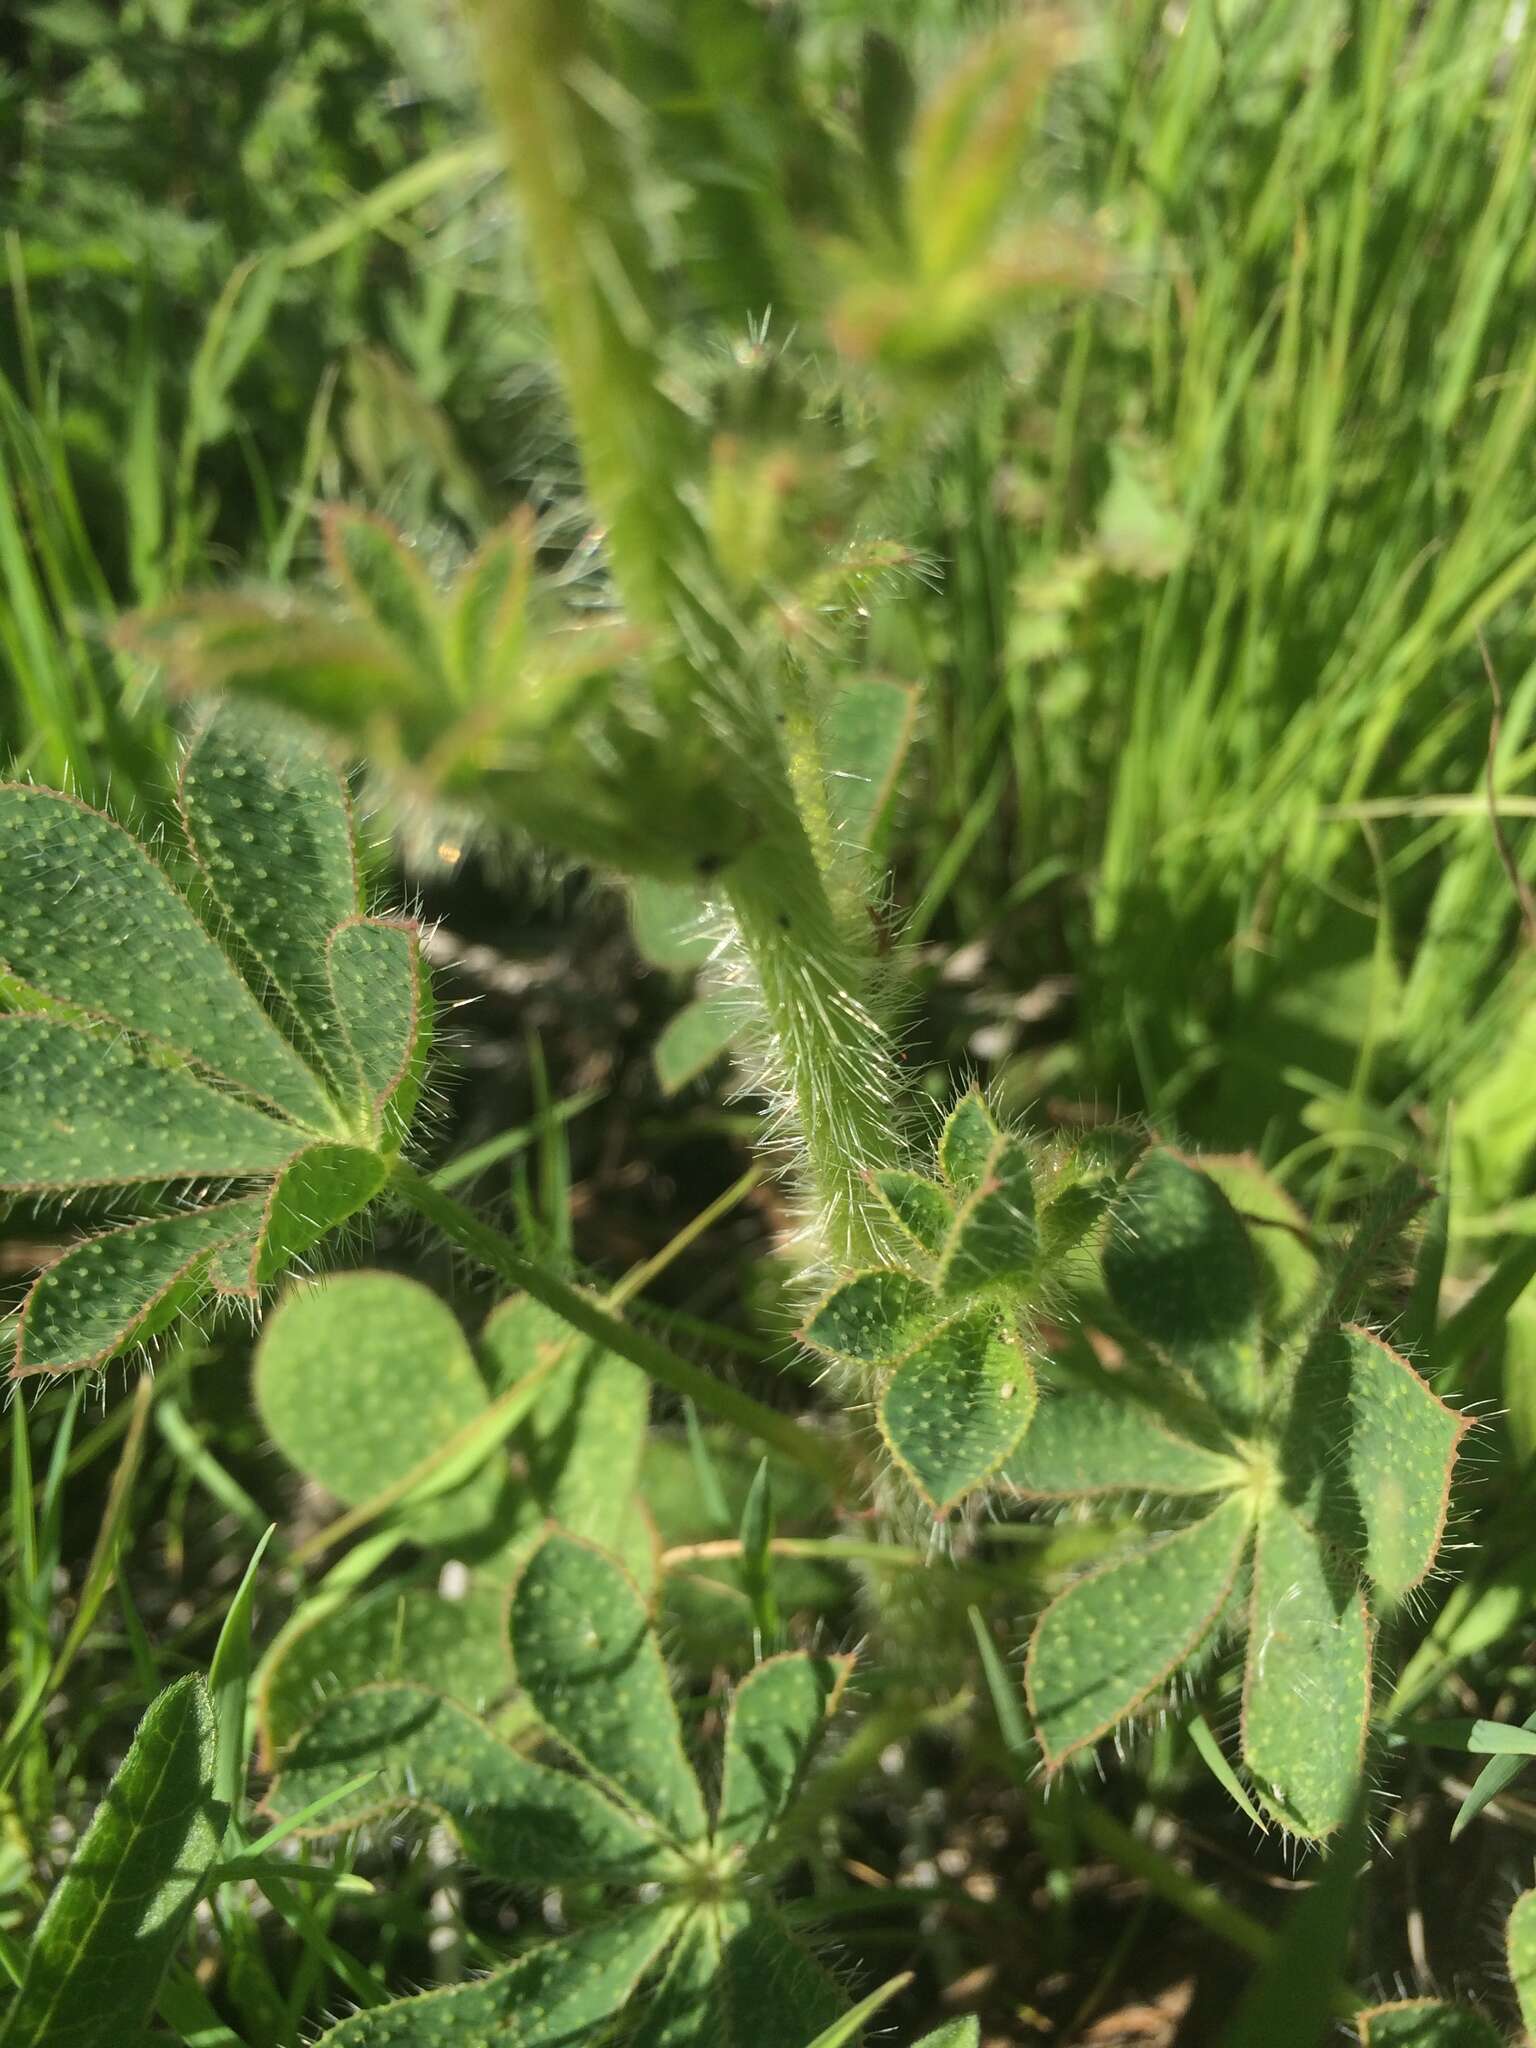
1354,2005,1504,2046
1508,1887,1536,2036
823,674,917,852
655,990,739,1094
0,708,429,1375
936,1135,1038,1296
610,1903,848,2048
311,1906,682,2048
0,1016,298,1189
1027,1496,1251,1765
256,1581,512,1762
938,1090,1000,1195
266,1683,673,1883
869,1169,953,1257
179,702,362,1086
0,780,333,1127
249,1143,389,1287
909,2026,981,2048
1242,1505,1370,1838
256,1272,501,1544
0,1676,222,2048
879,1315,1037,1514
511,1530,709,1844
450,517,533,696
630,1910,726,2048
714,1652,853,1858
1198,1154,1319,1333
1104,1150,1262,1427
326,918,426,1120
1006,1384,1240,1498
481,1294,650,1560
1283,1327,1466,1603
16,1197,267,1377
802,1269,937,1367
716,1907,848,2045
323,505,451,693
631,877,713,971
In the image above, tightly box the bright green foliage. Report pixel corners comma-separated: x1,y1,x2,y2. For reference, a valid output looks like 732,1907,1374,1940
268,1683,674,1883
909,2025,980,2048
311,1907,684,2048
1355,2006,1504,2046
1509,1889,1536,2037
255,1272,502,1545
0,706,429,1376
803,1097,1104,1515
1020,1149,1467,1835
0,1676,222,2048
271,1528,854,2046
804,1270,939,1369
1027,1497,1251,1763
823,676,918,855
511,1530,709,1843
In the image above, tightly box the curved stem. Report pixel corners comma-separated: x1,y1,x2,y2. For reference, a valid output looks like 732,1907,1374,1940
391,1160,855,1491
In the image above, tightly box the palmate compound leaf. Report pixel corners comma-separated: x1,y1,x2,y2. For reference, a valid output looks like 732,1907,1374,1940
311,1906,685,2048
272,1536,854,2048
255,1272,503,1546
878,1313,1037,1515
1026,1494,1252,1766
1241,1504,1371,1838
266,1684,676,1885
0,705,428,1377
0,1676,222,2048
1355,2005,1504,2046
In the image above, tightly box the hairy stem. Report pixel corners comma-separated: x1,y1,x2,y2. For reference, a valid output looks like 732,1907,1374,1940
724,826,901,1267
391,1160,854,1489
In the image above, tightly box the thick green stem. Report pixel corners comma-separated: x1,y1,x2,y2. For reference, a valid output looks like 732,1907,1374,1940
391,1161,854,1490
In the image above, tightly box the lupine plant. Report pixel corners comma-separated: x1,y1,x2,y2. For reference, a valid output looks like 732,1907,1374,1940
0,4,1521,2046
